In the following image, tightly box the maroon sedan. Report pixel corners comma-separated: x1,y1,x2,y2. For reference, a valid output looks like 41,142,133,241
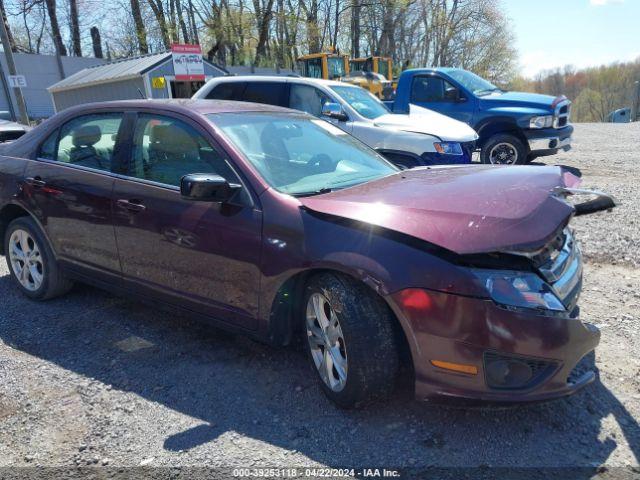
0,100,614,408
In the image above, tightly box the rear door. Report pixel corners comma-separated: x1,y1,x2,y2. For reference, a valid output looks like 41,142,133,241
111,112,262,330
23,112,126,282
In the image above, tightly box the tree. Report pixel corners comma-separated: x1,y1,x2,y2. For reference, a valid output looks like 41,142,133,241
130,0,149,53
69,0,81,55
44,0,67,55
90,25,103,57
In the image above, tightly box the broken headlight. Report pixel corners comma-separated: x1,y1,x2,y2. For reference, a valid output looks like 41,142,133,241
472,269,565,312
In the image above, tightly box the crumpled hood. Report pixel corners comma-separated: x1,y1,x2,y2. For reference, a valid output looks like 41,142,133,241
299,165,581,255
373,104,478,143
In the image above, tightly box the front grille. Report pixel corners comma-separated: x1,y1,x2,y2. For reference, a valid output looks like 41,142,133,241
554,100,571,129
536,229,582,309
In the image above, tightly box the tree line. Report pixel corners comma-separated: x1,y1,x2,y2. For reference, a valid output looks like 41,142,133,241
1,0,517,83
510,60,640,123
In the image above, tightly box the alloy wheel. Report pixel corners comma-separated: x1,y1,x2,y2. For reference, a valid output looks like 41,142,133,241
489,142,518,164
8,229,44,291
306,292,348,392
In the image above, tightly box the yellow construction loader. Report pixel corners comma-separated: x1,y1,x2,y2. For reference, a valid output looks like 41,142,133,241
349,56,393,81
296,52,350,80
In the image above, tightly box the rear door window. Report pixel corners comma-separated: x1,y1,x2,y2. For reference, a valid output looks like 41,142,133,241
43,114,124,172
241,82,288,107
205,82,247,100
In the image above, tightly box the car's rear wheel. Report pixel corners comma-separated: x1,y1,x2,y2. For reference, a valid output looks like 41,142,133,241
303,272,399,408
4,217,72,300
480,134,527,165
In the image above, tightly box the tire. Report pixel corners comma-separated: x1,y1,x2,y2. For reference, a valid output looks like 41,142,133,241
4,216,73,300
480,133,527,165
302,272,400,408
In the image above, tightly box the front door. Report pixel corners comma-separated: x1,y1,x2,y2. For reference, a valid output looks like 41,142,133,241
23,113,125,281
112,112,262,330
288,83,353,134
409,75,474,125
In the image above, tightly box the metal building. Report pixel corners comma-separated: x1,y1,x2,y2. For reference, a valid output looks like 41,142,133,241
48,52,228,112
0,53,104,119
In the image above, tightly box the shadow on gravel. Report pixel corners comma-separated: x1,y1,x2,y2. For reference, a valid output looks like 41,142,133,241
1,277,638,473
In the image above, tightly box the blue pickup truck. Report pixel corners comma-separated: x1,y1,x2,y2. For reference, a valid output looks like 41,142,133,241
386,68,573,164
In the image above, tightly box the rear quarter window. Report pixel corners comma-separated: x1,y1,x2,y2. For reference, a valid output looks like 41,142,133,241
205,82,247,100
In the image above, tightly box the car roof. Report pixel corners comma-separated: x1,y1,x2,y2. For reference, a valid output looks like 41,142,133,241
59,98,295,116
209,75,350,88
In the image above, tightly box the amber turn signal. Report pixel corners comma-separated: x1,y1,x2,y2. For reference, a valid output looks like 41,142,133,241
430,360,478,375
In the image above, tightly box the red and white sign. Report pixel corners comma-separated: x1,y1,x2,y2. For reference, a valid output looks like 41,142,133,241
171,44,205,81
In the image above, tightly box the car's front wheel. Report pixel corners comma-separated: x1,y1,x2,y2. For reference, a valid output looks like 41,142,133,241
4,216,72,300
303,273,400,408
480,134,527,165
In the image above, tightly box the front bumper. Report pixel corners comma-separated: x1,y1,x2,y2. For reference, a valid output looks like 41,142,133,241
387,289,600,403
526,125,574,155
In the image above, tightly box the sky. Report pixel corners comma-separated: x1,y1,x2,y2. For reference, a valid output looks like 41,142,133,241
503,0,640,78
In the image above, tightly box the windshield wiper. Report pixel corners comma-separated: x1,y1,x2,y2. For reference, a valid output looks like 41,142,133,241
291,187,335,197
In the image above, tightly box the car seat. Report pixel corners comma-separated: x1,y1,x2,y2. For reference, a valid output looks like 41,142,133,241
68,125,107,170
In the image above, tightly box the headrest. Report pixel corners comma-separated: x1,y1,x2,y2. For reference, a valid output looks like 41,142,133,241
72,125,101,147
150,124,172,144
150,123,198,155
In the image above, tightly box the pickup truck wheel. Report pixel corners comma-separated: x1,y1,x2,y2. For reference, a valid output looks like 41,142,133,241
302,272,400,408
4,217,73,300
481,134,527,165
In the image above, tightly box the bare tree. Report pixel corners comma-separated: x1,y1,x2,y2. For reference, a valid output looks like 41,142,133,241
130,0,149,53
44,0,67,55
253,0,275,63
90,25,103,57
147,0,171,48
68,0,81,55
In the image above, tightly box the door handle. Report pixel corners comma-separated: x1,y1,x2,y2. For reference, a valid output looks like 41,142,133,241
117,199,146,212
25,177,47,188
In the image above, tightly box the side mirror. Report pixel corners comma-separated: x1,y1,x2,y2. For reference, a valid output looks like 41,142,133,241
180,173,241,202
444,86,461,102
321,102,348,122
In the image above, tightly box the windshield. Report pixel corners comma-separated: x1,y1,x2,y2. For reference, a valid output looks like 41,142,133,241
445,69,500,95
330,85,390,120
210,112,397,196
327,57,346,79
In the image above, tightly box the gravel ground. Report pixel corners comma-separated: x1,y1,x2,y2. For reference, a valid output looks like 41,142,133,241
0,123,639,478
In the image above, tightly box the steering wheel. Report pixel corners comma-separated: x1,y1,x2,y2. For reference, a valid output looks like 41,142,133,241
307,153,335,173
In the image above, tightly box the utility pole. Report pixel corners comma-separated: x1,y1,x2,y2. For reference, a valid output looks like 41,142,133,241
0,17,29,124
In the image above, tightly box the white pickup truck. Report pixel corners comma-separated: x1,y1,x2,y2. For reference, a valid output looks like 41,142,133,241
193,76,479,169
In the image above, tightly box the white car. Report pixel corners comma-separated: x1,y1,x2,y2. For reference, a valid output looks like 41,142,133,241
193,76,479,169
0,119,30,143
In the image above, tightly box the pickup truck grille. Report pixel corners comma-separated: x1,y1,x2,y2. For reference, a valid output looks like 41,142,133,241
554,100,571,129
535,229,582,310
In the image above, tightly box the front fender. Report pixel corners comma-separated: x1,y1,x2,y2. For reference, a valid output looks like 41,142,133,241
352,124,438,156
256,189,486,338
